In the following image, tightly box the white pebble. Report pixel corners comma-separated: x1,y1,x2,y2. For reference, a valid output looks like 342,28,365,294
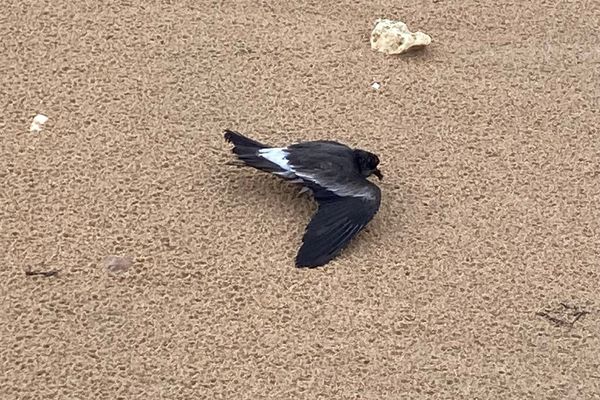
30,114,49,133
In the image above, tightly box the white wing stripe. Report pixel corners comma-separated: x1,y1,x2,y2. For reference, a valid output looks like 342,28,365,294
293,170,376,200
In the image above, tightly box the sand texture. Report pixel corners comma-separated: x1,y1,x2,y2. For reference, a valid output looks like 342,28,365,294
1,0,599,399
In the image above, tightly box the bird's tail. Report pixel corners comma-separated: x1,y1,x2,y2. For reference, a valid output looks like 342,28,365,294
223,129,287,176
224,129,266,151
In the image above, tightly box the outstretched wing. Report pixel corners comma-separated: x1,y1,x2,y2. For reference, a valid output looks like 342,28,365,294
295,183,381,268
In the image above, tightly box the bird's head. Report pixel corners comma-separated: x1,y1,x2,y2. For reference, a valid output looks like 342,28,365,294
354,149,383,180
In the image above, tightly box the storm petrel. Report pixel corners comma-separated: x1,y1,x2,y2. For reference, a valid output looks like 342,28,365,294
224,129,383,268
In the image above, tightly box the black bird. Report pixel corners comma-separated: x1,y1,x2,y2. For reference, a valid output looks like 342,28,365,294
223,129,383,268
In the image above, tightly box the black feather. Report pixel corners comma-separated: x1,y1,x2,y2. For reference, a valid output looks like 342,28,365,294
224,129,267,150
295,193,380,268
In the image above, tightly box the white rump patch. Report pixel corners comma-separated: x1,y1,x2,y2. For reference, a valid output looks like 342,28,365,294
258,147,295,177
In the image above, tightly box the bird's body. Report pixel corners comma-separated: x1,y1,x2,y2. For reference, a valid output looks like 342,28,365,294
223,129,383,268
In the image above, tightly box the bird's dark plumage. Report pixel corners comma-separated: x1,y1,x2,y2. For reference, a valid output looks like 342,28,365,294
223,129,383,268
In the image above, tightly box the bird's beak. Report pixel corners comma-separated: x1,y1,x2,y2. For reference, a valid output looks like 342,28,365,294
373,169,383,180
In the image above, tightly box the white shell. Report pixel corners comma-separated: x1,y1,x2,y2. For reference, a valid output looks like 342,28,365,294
370,19,432,55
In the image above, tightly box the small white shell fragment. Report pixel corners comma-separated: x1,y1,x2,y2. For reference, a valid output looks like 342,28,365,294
370,19,432,55
30,114,49,133
371,82,381,90
103,255,133,273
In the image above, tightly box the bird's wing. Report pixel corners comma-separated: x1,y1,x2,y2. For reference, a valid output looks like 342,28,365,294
295,182,381,268
257,140,382,267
